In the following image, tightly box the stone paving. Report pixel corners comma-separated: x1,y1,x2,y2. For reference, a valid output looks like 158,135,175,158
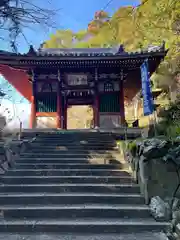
0,232,168,240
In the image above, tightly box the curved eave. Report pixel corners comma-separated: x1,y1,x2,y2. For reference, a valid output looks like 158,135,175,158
0,64,32,101
0,53,167,77
0,50,167,62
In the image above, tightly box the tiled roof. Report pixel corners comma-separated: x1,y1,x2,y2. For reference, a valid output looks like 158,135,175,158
36,45,165,57
38,47,121,56
0,43,166,60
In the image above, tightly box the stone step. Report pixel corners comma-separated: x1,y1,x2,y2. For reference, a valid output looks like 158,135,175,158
32,139,116,146
0,183,140,194
0,219,169,233
29,146,117,150
35,135,113,139
6,169,131,177
35,134,113,137
0,232,169,240
0,193,144,205
31,142,116,146
35,134,113,138
36,129,112,137
15,157,121,164
25,149,119,154
0,204,151,219
20,153,119,158
1,175,133,184
34,139,115,143
14,163,122,170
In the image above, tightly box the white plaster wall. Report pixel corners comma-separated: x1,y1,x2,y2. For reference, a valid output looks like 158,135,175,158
99,114,121,128
36,117,56,128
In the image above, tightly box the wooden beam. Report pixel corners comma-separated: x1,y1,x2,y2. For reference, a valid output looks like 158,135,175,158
36,112,57,117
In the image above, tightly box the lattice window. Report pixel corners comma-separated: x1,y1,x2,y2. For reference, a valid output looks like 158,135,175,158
41,83,52,92
104,82,114,92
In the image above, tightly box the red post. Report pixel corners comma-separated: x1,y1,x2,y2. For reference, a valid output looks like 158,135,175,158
94,96,99,128
63,105,67,130
120,80,125,125
94,68,99,128
29,96,36,128
56,92,61,129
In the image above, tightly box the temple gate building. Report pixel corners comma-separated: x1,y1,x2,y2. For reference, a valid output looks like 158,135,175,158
0,44,167,129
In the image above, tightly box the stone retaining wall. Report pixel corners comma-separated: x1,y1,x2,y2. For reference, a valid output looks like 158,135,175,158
124,138,180,237
0,138,34,175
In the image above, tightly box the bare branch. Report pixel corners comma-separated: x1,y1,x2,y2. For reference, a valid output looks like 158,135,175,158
0,0,59,51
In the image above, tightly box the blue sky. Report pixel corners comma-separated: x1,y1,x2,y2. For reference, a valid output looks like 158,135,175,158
1,0,140,53
0,0,140,127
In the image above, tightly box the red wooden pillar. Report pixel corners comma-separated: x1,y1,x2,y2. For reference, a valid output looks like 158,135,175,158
120,71,125,125
94,96,99,128
56,92,61,129
63,104,67,130
94,68,99,128
29,96,36,128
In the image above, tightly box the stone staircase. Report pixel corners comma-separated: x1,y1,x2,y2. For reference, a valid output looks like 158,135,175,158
0,131,169,239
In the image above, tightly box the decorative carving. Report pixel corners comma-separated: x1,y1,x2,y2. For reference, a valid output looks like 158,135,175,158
109,73,117,79
51,82,58,92
99,74,107,79
104,82,114,92
99,73,120,80
66,74,88,86
27,45,36,55
66,90,92,98
37,74,57,80
95,68,98,81
89,82,94,87
98,81,119,92
117,44,125,54
36,82,58,93
58,69,61,82
41,83,52,92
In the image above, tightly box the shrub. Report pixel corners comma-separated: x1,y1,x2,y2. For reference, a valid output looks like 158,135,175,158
127,141,137,157
155,99,180,139
166,121,180,139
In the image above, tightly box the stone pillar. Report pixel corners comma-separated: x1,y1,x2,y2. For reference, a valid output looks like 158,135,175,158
120,69,125,125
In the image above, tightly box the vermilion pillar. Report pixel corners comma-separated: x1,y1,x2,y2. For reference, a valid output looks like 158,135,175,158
63,104,67,130
56,92,61,129
120,70,125,125
94,96,99,128
94,68,99,128
29,96,36,128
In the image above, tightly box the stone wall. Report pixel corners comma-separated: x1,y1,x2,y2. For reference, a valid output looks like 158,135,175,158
124,138,180,237
0,138,34,175
126,139,180,202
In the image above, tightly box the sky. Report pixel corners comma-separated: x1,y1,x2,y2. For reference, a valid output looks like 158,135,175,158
0,0,140,127
22,0,139,52
1,0,140,53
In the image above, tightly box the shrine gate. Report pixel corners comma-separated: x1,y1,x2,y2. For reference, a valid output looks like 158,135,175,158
0,44,167,129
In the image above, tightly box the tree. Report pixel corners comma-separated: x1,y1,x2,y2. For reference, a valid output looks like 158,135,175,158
44,30,75,48
43,0,179,92
0,0,58,51
135,0,180,89
87,11,109,34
